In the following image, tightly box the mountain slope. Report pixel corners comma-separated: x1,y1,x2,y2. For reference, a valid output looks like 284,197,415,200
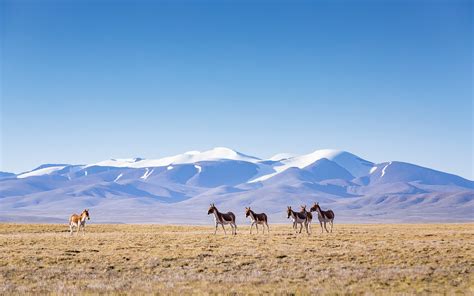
367,161,473,188
1,147,472,223
250,149,373,182
0,171,16,180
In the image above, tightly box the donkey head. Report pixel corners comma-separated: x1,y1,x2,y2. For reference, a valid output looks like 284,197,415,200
245,207,251,217
286,206,292,219
83,209,90,220
310,202,320,212
300,205,307,213
207,203,216,215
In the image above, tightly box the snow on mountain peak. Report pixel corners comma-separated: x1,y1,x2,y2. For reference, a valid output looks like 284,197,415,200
201,147,239,158
184,150,200,155
84,148,374,183
269,153,299,161
17,165,67,179
250,149,374,182
88,147,260,169
110,158,143,163
293,149,374,177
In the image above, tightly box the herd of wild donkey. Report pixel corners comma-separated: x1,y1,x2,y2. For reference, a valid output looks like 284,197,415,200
69,202,335,236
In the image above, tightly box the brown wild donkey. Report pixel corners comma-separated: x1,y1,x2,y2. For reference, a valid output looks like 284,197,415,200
310,202,335,233
287,206,310,234
208,203,237,235
245,207,269,234
300,205,313,234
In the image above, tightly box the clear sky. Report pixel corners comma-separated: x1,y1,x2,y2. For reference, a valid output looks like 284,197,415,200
1,0,472,179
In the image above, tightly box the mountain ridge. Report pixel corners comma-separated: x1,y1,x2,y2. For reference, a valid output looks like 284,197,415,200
1,147,472,223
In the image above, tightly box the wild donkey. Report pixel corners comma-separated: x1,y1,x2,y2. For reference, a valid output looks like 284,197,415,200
287,206,310,234
207,203,237,235
310,202,335,233
300,205,313,234
245,207,269,234
69,209,90,235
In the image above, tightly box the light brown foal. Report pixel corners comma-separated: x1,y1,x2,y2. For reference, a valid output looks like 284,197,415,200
69,209,90,235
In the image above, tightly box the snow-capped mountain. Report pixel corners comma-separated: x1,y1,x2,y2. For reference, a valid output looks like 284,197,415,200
1,147,472,223
87,147,260,168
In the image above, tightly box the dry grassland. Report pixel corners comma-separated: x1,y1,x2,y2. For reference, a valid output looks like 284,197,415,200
0,223,473,294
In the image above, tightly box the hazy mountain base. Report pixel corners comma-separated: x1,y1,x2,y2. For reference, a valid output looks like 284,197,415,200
1,190,472,224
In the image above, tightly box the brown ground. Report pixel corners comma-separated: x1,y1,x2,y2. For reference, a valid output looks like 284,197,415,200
0,223,473,294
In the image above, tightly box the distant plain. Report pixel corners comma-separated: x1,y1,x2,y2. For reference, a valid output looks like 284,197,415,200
1,223,472,294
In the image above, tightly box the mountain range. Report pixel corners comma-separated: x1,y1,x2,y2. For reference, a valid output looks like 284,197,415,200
1,147,472,224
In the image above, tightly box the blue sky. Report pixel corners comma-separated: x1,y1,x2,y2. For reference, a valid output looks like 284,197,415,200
1,0,472,179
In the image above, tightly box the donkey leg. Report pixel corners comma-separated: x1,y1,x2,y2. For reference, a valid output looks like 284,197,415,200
320,221,324,233
221,224,227,235
214,223,218,235
249,222,253,234
255,224,259,234
266,222,270,233
69,224,73,236
324,222,329,233
299,223,303,233
330,220,334,233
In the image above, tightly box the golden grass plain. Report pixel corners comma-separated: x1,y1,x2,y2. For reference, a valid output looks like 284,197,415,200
0,223,473,294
